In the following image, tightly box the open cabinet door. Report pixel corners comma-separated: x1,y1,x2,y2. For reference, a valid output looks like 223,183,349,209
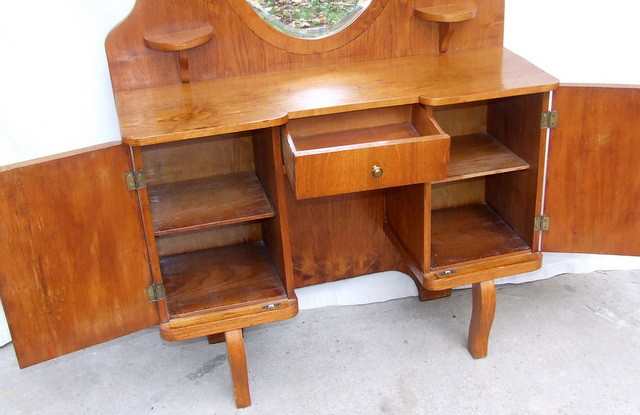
0,143,159,368
543,85,640,255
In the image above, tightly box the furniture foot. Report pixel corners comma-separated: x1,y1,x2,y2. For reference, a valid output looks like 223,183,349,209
207,333,225,344
224,329,251,408
418,287,452,302
400,263,452,301
467,279,496,359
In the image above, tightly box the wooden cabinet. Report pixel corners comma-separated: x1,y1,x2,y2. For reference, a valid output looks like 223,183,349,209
132,130,298,345
1,0,639,409
386,94,548,291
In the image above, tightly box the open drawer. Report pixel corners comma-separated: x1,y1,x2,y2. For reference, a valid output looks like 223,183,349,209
282,105,451,199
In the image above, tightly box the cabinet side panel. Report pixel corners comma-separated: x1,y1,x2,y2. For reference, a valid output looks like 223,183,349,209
0,144,158,367
385,184,429,271
543,85,640,255
254,128,296,297
486,93,547,247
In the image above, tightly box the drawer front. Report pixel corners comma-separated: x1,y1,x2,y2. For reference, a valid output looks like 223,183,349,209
284,135,450,199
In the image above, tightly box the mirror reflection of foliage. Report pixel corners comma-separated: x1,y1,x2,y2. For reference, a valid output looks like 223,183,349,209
255,0,360,30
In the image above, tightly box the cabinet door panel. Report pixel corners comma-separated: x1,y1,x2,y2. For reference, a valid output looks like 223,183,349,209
543,85,640,255
0,143,159,367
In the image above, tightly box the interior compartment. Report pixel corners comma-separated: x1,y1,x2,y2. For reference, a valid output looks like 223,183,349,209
385,94,546,288
282,104,450,199
429,95,546,270
136,130,294,330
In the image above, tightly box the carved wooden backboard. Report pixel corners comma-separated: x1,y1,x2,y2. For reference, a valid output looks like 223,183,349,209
105,0,505,92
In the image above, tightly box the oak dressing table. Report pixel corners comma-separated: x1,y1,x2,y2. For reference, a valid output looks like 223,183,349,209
1,0,638,409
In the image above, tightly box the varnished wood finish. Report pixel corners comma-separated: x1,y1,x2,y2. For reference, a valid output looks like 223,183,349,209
225,329,251,408
0,144,159,367
385,184,431,272
467,279,495,359
207,333,226,344
143,26,214,52
414,3,478,23
432,101,487,137
143,26,214,83
286,188,405,288
112,48,558,146
431,203,530,269
431,178,485,210
80,0,563,402
160,242,286,317
486,93,549,250
140,133,254,186
159,298,298,341
148,172,275,235
441,133,529,182
283,105,450,199
157,239,299,339
105,0,505,92
0,1,577,405
130,146,170,323
543,85,640,255
438,22,455,53
386,221,542,291
414,3,477,53
155,222,263,257
253,128,297,298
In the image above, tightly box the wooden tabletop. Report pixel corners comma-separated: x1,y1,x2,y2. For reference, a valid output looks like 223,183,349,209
114,47,559,146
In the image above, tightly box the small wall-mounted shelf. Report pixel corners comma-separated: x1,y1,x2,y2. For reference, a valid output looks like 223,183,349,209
414,3,477,53
143,26,214,83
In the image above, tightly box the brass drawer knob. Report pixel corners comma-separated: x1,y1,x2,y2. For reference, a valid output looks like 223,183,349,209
371,165,384,178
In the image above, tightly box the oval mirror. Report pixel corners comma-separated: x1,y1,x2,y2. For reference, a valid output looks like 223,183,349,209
227,0,389,54
249,0,371,39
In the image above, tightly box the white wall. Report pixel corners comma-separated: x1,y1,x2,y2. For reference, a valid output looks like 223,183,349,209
0,0,135,167
505,0,640,85
0,0,639,344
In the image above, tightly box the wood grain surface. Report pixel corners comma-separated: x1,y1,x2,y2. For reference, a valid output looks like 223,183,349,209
0,144,159,367
543,85,640,255
106,0,505,92
111,48,558,145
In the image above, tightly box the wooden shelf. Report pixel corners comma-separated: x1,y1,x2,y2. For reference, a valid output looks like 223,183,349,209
439,133,529,182
143,26,214,52
414,3,477,53
431,203,530,269
160,241,287,318
143,26,214,83
148,171,275,236
414,3,477,23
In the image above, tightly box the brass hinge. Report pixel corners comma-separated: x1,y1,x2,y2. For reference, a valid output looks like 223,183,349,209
125,170,146,190
534,215,550,231
145,283,165,302
541,111,559,129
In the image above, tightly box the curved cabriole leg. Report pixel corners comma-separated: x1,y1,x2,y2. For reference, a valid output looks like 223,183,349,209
224,329,251,408
467,280,496,359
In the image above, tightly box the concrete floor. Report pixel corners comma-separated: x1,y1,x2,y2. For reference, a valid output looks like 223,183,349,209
1,270,639,415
